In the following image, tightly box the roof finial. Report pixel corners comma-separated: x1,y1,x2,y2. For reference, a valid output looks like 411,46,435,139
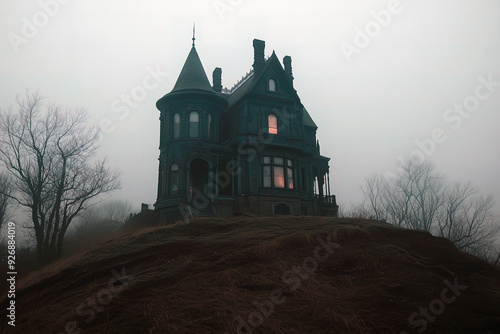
192,22,196,47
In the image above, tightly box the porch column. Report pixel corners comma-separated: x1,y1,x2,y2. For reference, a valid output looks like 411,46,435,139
318,171,324,202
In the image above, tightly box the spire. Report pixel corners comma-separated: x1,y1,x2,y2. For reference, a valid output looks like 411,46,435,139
170,44,214,93
156,27,228,110
192,22,196,47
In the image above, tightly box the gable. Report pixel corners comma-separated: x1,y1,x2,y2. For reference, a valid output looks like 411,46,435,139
249,53,300,102
303,107,317,128
227,53,301,108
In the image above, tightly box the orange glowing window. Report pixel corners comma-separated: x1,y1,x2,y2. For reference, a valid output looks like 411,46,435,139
262,156,293,189
268,114,278,134
274,166,285,188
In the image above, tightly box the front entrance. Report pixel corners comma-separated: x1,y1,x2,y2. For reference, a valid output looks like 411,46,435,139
190,159,209,199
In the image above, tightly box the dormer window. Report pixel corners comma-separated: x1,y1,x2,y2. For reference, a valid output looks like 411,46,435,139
268,78,276,92
268,114,278,134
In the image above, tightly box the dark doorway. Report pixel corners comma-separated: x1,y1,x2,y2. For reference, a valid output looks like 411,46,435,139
190,159,209,199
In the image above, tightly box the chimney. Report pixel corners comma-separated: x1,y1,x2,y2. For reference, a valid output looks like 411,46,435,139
253,39,265,74
283,56,294,83
141,203,149,212
212,67,222,92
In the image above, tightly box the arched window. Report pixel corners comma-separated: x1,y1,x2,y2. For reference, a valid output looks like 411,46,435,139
170,163,179,194
268,114,278,134
269,78,276,92
173,113,180,138
208,113,212,139
189,111,199,138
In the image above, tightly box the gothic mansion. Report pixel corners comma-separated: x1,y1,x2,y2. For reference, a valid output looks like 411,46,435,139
154,38,338,223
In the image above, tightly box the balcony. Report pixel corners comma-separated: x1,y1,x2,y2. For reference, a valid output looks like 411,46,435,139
315,195,338,217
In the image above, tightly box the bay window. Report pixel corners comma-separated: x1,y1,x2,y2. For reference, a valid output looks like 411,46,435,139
262,156,293,189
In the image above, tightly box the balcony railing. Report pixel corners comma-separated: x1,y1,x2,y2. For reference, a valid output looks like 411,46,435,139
315,195,337,207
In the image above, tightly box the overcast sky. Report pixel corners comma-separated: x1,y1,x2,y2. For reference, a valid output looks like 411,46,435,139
1,0,499,217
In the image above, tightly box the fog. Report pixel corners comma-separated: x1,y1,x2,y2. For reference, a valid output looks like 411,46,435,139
1,0,499,218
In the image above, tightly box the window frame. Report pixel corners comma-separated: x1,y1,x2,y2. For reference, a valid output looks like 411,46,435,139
207,113,213,139
173,112,180,139
169,163,179,194
261,156,294,190
189,110,200,138
268,114,278,135
268,78,276,92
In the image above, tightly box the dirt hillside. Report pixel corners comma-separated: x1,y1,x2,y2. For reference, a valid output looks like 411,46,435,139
1,216,499,333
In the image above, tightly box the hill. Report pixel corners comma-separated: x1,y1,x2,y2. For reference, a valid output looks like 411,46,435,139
1,216,500,333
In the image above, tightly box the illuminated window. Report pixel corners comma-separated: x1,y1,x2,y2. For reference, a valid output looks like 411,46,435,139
273,157,284,188
262,157,293,189
173,113,180,138
274,166,285,188
189,111,199,138
170,163,179,194
268,114,278,134
269,78,276,92
287,159,294,189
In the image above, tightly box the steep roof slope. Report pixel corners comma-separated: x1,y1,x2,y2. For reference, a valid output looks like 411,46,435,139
156,45,226,110
227,52,300,107
171,46,214,93
2,217,499,333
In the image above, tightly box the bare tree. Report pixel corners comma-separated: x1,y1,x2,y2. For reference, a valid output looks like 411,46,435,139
397,158,444,231
75,199,133,231
0,92,120,264
0,171,13,229
364,158,443,230
361,157,499,260
361,174,387,221
64,200,132,256
89,199,133,223
438,182,499,255
338,202,371,219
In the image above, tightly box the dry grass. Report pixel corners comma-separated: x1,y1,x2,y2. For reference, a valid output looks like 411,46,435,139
1,216,499,333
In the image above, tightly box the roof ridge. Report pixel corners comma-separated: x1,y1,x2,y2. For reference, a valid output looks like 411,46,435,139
228,68,254,93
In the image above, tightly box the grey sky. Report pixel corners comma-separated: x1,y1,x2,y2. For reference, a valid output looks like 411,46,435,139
1,0,499,217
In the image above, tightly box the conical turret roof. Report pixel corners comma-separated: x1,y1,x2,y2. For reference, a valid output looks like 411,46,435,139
170,46,214,93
